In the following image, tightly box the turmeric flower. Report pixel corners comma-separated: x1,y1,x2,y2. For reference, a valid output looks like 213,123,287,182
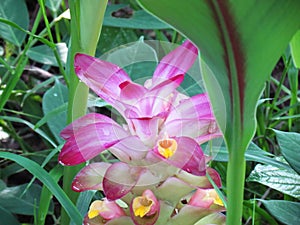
59,40,222,201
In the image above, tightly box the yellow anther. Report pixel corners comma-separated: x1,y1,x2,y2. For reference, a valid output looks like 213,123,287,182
132,196,153,218
88,209,99,219
207,190,224,206
157,138,177,158
87,200,104,219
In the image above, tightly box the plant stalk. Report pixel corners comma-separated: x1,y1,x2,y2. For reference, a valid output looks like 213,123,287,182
60,1,108,224
227,151,246,225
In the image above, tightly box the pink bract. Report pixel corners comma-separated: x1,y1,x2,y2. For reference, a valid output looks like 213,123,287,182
59,40,222,201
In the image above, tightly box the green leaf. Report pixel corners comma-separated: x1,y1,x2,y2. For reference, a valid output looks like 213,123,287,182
103,4,170,29
37,165,62,225
101,37,158,82
74,191,96,222
101,38,204,96
42,79,68,143
273,129,300,175
0,206,21,225
45,0,62,13
0,0,29,46
203,141,291,171
0,116,57,148
290,30,300,68
260,200,300,225
0,180,6,191
195,213,226,225
0,152,82,225
97,27,138,55
136,2,300,223
0,183,53,215
26,43,68,67
247,164,300,198
136,1,300,152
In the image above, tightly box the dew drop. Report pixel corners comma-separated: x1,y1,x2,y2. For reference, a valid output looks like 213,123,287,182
208,122,217,134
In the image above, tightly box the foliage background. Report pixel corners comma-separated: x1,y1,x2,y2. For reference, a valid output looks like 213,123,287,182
0,0,299,224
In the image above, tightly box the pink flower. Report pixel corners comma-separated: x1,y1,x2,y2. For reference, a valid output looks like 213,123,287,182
59,40,222,200
130,189,160,225
83,198,126,224
189,189,225,209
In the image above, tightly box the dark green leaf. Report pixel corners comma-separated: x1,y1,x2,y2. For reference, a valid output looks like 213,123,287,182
0,0,29,46
103,4,170,29
101,37,157,82
26,43,68,67
0,179,6,191
0,183,53,215
203,141,291,171
273,129,300,174
247,164,300,198
0,206,20,225
97,27,138,55
260,200,300,225
45,0,62,13
0,116,57,148
0,152,82,225
42,79,68,143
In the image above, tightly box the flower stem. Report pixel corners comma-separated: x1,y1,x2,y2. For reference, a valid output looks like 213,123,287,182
226,151,246,225
61,1,108,224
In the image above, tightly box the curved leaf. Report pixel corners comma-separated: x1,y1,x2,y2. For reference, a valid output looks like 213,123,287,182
0,206,21,225
137,0,300,153
0,152,82,225
103,4,170,29
136,2,300,224
247,164,300,199
42,79,68,143
260,200,300,225
0,0,29,46
273,129,300,175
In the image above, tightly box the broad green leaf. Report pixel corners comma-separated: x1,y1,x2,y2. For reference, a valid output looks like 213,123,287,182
26,43,68,67
0,0,29,46
42,79,68,143
260,200,300,225
203,141,291,171
103,4,170,29
101,37,158,83
97,27,138,55
46,0,62,13
0,18,55,48
136,2,300,223
0,206,21,225
0,152,82,225
101,39,204,96
137,0,300,153
0,183,53,215
290,30,300,68
273,129,300,175
247,164,300,199
0,179,6,191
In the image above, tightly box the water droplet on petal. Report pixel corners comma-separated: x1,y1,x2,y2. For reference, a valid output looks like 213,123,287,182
208,122,217,134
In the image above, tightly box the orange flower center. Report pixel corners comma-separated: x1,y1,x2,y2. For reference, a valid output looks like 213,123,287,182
157,138,177,158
